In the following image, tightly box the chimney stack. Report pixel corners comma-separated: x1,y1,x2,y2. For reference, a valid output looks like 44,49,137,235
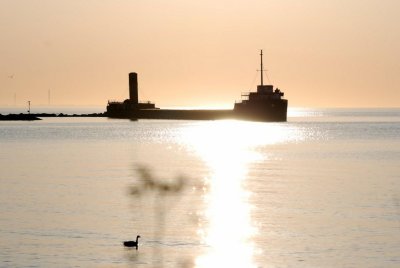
129,72,138,105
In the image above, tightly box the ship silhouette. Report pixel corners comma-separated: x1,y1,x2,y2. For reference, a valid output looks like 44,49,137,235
106,50,287,122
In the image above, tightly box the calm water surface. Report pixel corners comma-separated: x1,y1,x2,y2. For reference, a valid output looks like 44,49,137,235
0,108,399,267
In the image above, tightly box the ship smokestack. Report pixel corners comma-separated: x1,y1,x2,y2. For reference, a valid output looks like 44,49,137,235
260,49,264,86
129,72,139,105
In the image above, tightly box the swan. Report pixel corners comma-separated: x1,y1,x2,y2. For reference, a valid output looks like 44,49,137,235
123,235,141,249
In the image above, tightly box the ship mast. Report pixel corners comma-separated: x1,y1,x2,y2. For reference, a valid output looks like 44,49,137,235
260,50,264,86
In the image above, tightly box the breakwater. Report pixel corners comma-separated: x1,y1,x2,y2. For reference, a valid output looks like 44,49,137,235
0,113,105,121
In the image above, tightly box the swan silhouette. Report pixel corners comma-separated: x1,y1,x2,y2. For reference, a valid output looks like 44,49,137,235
123,235,141,249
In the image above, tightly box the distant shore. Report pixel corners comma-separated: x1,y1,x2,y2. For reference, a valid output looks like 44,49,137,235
0,113,105,121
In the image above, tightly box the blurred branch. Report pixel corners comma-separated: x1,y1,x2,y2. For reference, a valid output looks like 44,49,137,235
130,166,186,197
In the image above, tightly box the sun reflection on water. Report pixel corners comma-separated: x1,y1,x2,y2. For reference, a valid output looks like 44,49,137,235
180,120,292,267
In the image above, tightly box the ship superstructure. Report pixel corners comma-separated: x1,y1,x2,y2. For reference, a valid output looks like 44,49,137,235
106,72,157,118
233,50,288,121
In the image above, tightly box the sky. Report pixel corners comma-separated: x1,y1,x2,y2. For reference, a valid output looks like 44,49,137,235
1,0,399,108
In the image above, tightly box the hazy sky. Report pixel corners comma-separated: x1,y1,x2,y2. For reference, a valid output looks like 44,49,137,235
1,0,399,108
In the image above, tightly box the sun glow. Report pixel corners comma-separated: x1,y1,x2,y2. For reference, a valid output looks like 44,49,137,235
180,120,290,267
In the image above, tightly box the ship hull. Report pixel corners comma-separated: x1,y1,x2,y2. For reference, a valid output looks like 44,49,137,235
234,99,288,122
106,105,287,122
106,109,234,120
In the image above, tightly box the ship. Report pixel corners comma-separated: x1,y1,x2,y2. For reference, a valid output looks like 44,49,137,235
106,50,288,122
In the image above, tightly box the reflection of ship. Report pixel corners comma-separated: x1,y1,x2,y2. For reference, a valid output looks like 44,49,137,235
106,50,287,122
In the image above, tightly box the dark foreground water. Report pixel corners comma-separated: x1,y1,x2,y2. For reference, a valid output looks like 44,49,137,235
0,108,399,267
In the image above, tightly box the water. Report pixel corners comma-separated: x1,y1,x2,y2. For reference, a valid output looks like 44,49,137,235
0,108,399,267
